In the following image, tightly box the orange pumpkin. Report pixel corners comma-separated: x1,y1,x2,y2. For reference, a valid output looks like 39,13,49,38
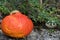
1,10,34,38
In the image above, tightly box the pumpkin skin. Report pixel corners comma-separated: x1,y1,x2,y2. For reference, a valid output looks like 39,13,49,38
1,10,34,38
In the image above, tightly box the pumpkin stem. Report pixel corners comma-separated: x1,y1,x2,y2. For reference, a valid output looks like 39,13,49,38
10,10,20,15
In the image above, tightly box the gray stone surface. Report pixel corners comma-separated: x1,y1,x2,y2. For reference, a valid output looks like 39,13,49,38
27,29,60,40
0,29,60,40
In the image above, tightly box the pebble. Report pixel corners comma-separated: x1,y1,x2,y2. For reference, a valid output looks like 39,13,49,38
27,30,41,40
44,38,59,40
1,29,60,40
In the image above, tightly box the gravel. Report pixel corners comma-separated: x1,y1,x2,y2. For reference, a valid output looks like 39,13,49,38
0,29,60,40
27,29,60,40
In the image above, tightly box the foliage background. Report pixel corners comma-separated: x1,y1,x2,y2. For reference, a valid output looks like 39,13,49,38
0,0,60,27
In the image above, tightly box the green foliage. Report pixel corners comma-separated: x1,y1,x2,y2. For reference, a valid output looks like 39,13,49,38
0,0,28,14
0,0,60,27
48,29,55,33
0,5,10,14
0,0,10,14
28,0,57,22
27,0,60,26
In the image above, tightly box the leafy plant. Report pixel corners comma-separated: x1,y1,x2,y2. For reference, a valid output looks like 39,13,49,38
27,0,60,27
28,0,57,22
0,0,60,27
0,5,10,14
0,0,28,14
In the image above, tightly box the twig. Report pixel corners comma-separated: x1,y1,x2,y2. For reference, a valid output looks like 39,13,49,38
39,0,43,5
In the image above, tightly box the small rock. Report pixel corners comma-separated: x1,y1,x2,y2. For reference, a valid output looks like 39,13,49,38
27,30,41,40
44,37,59,40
